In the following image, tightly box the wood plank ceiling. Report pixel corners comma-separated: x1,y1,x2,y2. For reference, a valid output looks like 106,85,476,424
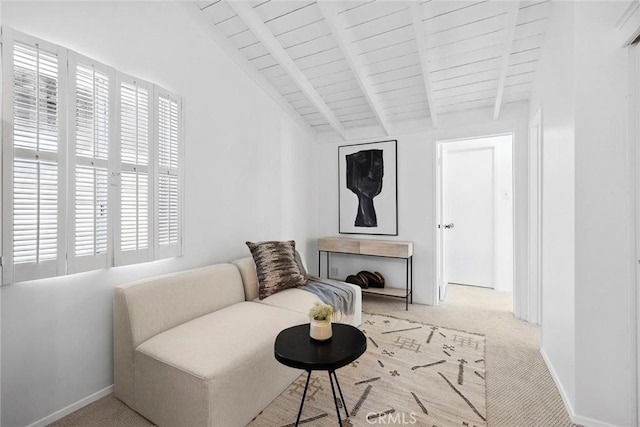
193,0,551,139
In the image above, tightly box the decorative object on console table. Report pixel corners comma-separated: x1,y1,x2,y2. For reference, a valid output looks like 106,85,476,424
338,140,397,235
345,274,368,289
318,237,413,310
359,270,385,288
344,270,385,289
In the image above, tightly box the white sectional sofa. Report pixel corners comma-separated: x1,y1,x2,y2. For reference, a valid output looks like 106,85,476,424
113,256,362,427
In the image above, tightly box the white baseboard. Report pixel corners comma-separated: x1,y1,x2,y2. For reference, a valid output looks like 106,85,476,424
540,349,622,427
540,348,576,421
26,384,114,427
571,413,624,427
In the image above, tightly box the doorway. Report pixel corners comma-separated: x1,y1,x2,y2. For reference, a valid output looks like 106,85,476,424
436,134,514,302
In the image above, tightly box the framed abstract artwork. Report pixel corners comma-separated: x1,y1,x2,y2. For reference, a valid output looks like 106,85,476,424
338,140,398,236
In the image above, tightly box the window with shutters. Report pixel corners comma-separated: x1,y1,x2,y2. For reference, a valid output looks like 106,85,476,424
2,32,67,284
155,90,182,259
114,77,152,266
1,28,184,284
68,54,113,274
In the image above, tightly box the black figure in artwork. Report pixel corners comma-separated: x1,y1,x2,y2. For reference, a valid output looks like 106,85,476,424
346,149,384,227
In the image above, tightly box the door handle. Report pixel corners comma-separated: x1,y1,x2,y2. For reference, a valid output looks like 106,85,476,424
444,223,455,229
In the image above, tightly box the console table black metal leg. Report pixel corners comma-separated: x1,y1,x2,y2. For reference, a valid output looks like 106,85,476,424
410,256,413,304
295,371,312,427
328,370,343,426
405,258,409,311
326,252,330,279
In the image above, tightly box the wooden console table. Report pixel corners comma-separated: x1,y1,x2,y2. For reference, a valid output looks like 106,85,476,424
317,237,413,310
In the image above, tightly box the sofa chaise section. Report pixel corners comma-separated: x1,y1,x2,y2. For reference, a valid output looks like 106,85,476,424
135,302,306,426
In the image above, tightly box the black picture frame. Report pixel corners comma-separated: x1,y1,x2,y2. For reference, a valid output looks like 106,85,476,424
338,140,398,236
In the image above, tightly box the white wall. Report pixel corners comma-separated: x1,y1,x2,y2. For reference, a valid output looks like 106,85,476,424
573,2,635,425
632,42,640,427
280,114,319,259
316,104,529,308
0,2,317,426
0,2,4,425
531,1,637,425
529,0,577,413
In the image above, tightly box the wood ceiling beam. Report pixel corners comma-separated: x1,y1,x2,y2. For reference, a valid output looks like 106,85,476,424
317,2,391,136
410,3,438,129
180,3,314,136
493,1,520,120
229,2,347,140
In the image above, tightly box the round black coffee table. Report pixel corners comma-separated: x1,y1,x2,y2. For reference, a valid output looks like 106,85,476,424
274,323,367,427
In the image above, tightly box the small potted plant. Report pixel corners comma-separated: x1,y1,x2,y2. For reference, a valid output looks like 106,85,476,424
309,302,334,341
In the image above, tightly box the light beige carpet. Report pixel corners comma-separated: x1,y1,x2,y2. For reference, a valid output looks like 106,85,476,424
250,313,487,427
49,285,577,427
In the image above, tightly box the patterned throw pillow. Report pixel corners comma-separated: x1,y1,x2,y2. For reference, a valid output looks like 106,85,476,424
246,240,308,300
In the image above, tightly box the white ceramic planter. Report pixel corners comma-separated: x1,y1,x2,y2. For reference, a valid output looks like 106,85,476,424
310,319,332,341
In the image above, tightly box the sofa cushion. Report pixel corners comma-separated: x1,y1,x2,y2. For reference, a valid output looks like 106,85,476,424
257,283,364,327
136,301,307,379
134,302,307,426
246,240,307,299
257,288,319,319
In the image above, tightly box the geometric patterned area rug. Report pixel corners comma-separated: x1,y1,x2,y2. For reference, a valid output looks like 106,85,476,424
249,313,487,427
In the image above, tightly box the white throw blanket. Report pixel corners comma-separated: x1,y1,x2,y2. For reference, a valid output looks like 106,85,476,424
300,276,356,324
295,251,355,323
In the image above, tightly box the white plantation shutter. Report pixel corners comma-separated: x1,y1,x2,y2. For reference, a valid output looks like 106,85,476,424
155,89,183,258
114,75,153,266
1,28,185,284
2,30,67,284
68,54,113,273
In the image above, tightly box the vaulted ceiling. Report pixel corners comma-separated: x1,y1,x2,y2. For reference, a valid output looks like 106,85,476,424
191,0,551,139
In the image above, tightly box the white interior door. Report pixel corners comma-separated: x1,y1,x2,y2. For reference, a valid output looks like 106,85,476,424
443,145,496,288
